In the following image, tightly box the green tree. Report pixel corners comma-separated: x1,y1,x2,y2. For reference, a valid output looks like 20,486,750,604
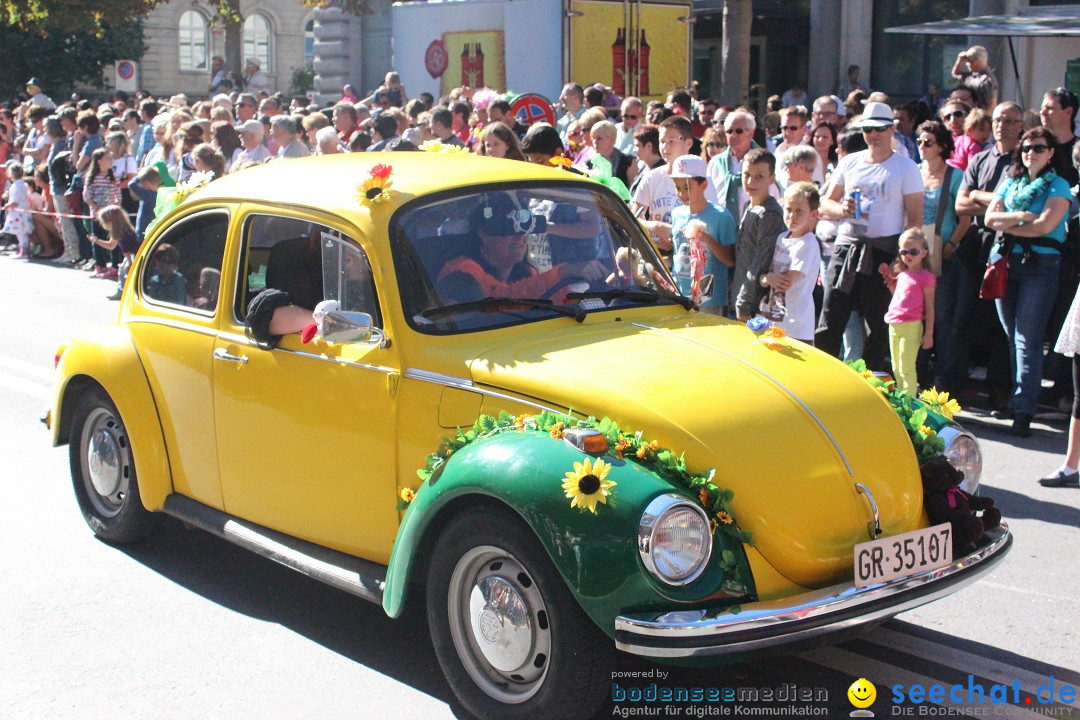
0,21,147,100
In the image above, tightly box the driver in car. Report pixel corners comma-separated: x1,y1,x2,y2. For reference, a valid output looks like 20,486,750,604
435,193,607,305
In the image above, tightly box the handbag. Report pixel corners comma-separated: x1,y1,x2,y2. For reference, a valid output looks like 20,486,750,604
979,234,1011,300
922,166,955,277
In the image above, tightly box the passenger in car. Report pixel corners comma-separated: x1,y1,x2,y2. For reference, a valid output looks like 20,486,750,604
145,243,188,305
435,193,607,305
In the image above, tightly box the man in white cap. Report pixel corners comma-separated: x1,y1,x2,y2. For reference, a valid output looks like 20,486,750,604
243,58,270,95
25,78,56,110
236,119,271,166
815,101,924,370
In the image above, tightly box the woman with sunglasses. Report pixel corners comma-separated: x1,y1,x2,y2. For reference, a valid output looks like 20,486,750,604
985,126,1072,436
917,120,970,389
700,127,726,163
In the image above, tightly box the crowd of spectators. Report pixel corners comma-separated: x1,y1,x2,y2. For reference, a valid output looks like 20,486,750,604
3,47,1080,466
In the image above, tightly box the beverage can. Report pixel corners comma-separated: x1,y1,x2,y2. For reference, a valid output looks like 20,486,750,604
851,189,862,220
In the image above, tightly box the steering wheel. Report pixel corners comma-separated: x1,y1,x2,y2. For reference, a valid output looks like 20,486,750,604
541,275,595,301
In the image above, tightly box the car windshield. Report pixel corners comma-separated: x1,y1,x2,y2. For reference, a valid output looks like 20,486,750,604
392,183,686,334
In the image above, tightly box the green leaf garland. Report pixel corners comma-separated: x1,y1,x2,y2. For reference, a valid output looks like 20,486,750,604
405,411,752,557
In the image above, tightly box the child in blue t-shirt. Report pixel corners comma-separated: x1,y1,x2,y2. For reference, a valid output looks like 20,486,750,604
669,155,736,313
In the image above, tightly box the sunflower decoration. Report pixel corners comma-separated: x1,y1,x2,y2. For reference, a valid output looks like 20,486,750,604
358,164,394,206
548,156,573,169
917,425,936,438
919,387,962,420
419,139,469,155
399,486,416,504
562,457,617,514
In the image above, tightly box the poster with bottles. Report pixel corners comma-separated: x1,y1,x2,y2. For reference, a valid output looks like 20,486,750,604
568,0,689,100
440,30,507,96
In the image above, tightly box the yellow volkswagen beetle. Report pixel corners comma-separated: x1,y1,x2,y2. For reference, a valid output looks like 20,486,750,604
46,153,1009,720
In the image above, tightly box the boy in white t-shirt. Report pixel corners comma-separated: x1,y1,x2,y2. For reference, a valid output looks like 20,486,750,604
759,181,822,342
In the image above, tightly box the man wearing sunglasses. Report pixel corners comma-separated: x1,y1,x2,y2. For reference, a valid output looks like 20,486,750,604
706,109,760,219
949,101,1023,405
774,107,821,187
951,45,998,110
616,97,644,157
815,101,924,370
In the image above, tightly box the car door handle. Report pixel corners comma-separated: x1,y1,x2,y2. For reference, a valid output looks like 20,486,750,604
213,348,249,364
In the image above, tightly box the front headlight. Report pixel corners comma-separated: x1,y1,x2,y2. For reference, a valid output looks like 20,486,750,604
638,494,712,586
939,427,982,494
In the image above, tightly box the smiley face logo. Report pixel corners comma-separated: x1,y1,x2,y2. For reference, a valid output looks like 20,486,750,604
847,678,877,708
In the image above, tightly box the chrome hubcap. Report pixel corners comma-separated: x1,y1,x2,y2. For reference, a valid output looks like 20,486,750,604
448,546,551,704
81,407,130,517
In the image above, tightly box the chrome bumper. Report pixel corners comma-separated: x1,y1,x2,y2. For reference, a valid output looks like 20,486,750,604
615,522,1011,658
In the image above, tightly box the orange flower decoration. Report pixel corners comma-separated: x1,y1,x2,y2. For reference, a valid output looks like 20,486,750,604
717,511,733,525
763,326,786,339
548,156,573,168
698,488,709,506
710,517,719,535
636,440,659,459
613,437,631,460
399,487,416,504
550,422,565,439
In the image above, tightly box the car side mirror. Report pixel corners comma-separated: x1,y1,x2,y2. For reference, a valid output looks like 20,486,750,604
321,311,389,347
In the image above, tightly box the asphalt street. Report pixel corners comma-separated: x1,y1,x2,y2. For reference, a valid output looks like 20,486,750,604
1,254,1076,719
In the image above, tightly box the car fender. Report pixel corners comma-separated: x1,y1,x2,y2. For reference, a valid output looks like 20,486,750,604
52,325,173,511
383,431,753,636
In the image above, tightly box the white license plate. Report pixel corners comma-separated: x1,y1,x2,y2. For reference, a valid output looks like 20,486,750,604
853,523,953,589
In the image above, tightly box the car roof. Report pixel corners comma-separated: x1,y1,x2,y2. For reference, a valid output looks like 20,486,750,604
188,152,586,221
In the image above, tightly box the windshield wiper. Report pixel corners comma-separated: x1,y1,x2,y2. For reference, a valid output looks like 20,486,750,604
566,287,695,310
421,297,586,323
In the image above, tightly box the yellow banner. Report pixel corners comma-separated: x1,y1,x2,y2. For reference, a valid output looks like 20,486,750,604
569,1,688,100
441,30,507,96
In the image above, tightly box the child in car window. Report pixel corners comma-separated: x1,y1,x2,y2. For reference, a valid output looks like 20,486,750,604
146,242,187,305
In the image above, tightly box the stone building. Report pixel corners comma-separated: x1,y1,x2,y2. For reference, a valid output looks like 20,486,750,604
127,0,392,102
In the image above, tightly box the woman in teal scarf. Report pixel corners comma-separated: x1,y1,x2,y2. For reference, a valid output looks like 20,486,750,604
985,126,1072,436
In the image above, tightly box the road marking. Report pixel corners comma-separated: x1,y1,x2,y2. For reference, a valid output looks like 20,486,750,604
862,626,1078,702
978,579,1080,603
0,353,54,382
798,645,1046,718
0,371,51,401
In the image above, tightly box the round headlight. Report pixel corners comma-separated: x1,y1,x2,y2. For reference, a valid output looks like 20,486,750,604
638,494,712,586
940,428,982,494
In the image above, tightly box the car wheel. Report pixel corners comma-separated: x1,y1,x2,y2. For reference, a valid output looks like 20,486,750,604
427,507,614,720
69,388,161,544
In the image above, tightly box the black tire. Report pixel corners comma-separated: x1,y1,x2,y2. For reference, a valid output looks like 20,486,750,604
427,506,614,720
69,387,162,544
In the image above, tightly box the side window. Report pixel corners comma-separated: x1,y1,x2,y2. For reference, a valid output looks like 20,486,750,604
142,211,228,311
235,214,380,325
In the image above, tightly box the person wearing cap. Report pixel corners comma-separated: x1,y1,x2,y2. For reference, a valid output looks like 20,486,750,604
434,193,607,305
634,116,719,252
236,119,271,166
815,101,924,371
668,154,736,314
25,78,56,111
243,58,270,95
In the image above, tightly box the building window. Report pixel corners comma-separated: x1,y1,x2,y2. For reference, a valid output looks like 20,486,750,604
305,19,315,71
179,10,209,71
244,14,272,72
872,0,968,101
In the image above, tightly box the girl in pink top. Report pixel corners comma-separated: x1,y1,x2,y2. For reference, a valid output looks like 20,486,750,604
948,108,991,172
881,228,936,395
